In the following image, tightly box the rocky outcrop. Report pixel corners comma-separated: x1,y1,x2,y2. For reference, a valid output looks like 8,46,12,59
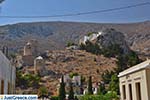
96,28,130,54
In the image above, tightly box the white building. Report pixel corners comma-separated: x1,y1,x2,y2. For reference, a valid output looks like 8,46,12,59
79,32,102,44
0,51,16,94
118,60,150,100
59,74,71,86
72,76,81,86
34,56,46,76
59,75,82,94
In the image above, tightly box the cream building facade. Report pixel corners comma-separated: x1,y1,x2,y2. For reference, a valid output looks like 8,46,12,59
118,60,150,100
0,51,16,94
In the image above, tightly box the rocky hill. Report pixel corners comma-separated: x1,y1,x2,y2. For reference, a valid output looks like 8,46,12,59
18,50,117,95
0,21,150,58
80,28,131,55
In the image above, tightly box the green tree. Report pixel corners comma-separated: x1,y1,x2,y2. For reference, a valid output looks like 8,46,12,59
102,44,123,58
81,75,85,86
23,74,40,88
104,91,119,100
38,86,48,97
59,76,66,100
80,40,101,55
101,70,114,84
87,32,94,36
69,72,79,78
98,82,106,95
126,51,140,66
16,70,27,88
68,83,74,100
66,41,75,47
115,50,140,74
109,74,119,94
51,96,59,100
115,55,128,74
74,96,79,100
16,71,40,89
88,76,93,95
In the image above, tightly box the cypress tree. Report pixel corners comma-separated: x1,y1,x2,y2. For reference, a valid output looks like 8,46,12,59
74,96,79,100
98,82,106,95
109,74,119,94
88,76,93,95
59,76,66,100
68,83,74,100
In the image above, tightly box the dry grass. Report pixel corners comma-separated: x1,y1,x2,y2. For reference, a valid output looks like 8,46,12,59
45,50,117,95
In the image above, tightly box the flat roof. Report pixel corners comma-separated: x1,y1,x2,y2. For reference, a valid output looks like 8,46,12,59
118,60,150,77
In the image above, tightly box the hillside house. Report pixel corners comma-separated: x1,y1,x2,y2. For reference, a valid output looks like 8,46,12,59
0,51,16,94
34,56,47,76
79,32,102,44
59,75,82,94
61,75,81,86
118,60,150,100
72,76,81,86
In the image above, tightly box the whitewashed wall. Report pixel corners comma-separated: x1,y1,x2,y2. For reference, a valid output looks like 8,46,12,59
0,51,16,94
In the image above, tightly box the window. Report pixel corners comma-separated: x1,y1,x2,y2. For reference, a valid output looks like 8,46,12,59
122,85,126,99
1,80,4,94
129,84,133,100
136,82,142,100
8,82,11,94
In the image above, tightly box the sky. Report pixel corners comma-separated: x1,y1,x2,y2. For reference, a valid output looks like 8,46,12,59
0,0,150,25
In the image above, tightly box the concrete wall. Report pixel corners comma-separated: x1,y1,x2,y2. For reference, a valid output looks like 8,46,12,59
0,51,16,94
119,69,149,100
146,68,150,99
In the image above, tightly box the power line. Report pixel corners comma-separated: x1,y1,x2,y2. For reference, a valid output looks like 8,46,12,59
0,2,150,18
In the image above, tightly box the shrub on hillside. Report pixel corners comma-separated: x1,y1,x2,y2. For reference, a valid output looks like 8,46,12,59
51,96,59,100
38,86,48,97
16,71,40,89
80,41,101,55
79,92,119,100
66,41,76,47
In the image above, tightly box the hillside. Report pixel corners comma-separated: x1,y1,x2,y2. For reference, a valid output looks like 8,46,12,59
0,21,150,58
18,50,117,95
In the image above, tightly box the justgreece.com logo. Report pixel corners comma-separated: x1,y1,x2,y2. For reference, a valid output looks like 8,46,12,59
0,95,4,100
0,95,38,100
